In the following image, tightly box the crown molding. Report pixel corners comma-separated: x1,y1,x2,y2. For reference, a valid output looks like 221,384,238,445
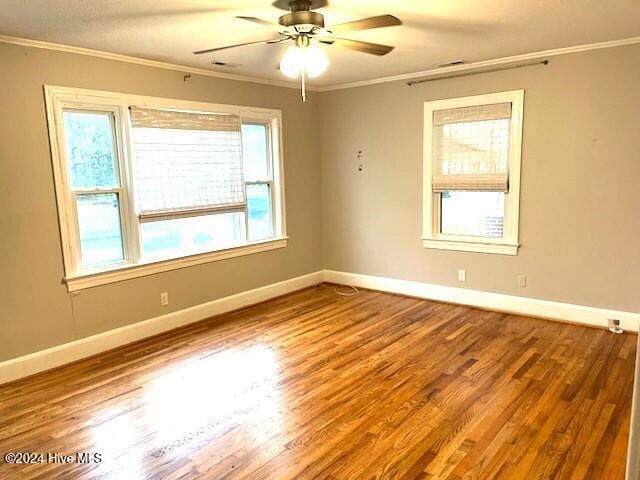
314,35,640,92
1,33,639,93
0,34,318,91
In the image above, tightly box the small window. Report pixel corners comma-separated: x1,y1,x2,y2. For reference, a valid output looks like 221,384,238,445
46,87,286,290
242,124,275,241
423,90,524,255
62,110,127,268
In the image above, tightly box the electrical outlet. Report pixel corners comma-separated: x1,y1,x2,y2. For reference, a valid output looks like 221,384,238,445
160,292,169,306
458,270,466,282
518,275,527,288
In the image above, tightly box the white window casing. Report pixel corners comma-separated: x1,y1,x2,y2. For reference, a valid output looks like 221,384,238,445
45,86,287,291
423,90,524,255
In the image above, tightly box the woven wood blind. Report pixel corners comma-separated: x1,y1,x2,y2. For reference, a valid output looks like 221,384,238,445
130,107,241,131
432,102,512,192
129,107,245,218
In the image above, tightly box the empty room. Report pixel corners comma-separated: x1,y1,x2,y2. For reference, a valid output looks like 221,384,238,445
1,1,639,478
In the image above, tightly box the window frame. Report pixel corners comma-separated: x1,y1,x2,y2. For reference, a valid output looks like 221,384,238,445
242,121,278,241
422,90,524,255
45,85,287,291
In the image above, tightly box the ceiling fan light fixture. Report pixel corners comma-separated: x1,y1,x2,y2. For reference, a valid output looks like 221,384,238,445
280,45,303,78
194,4,401,102
303,45,330,78
279,44,329,79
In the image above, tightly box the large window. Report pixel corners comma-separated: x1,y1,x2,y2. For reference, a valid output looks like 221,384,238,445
423,90,524,255
46,86,286,290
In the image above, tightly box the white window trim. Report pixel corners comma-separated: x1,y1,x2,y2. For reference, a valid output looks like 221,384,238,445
45,85,288,291
63,238,288,292
422,90,524,256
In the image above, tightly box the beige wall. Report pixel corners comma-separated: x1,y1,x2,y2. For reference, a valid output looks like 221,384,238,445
319,44,640,313
0,42,323,362
1,40,639,364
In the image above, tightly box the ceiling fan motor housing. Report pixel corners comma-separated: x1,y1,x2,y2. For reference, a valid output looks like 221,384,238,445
279,11,325,29
279,0,324,30
195,2,398,59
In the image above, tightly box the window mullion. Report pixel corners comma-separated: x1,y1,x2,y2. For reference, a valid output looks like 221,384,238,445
239,122,250,243
72,187,121,195
245,180,272,185
138,204,247,223
119,103,141,266
108,105,134,268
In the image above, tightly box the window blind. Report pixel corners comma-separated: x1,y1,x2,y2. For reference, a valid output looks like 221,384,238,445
432,102,512,192
129,107,245,220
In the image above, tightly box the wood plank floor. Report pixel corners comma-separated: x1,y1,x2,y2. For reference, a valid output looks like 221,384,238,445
0,284,636,479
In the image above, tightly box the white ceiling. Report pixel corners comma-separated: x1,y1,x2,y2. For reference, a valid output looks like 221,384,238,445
1,0,639,88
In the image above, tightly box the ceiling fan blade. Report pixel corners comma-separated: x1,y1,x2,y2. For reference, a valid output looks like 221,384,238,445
321,38,395,56
236,16,288,33
194,37,288,55
328,15,402,35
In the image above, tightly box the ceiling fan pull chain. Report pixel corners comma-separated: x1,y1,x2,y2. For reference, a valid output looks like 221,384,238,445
193,4,402,102
301,64,307,103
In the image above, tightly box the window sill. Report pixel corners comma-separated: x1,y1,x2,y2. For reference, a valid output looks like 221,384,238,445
65,237,288,292
422,238,519,256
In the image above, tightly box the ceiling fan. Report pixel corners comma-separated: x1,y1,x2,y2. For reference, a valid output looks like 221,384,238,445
193,0,402,101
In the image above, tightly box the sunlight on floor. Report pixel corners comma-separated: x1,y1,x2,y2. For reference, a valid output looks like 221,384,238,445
144,345,283,447
88,344,283,478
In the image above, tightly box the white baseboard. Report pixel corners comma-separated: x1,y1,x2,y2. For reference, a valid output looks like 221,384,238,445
3,268,637,385
0,271,323,385
323,270,640,332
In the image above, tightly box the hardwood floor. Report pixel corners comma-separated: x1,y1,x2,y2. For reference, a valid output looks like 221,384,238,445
0,284,636,479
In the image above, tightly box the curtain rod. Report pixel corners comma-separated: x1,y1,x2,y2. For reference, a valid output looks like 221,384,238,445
407,59,549,86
